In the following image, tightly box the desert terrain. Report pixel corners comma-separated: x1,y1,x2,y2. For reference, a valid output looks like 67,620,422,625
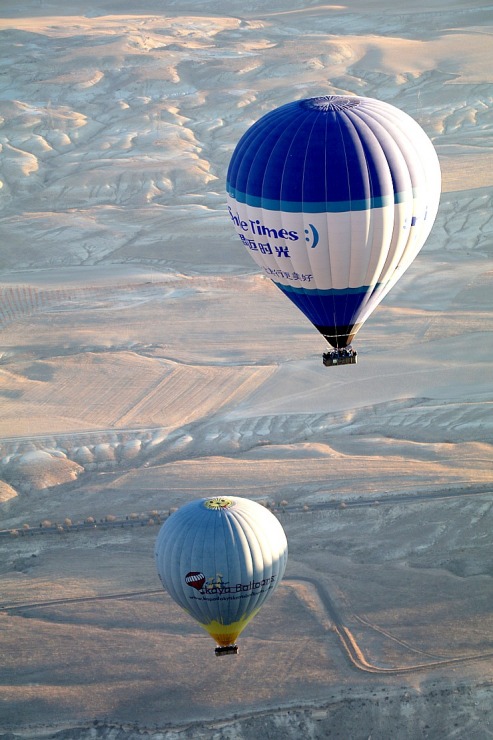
0,0,492,737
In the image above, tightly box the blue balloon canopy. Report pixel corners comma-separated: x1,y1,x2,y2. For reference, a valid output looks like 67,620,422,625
227,95,441,349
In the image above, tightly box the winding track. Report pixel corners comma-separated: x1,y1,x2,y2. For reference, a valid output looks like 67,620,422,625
1,484,491,673
290,575,493,674
2,573,492,675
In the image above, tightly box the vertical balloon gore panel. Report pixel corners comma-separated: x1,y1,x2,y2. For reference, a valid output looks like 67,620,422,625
155,496,288,648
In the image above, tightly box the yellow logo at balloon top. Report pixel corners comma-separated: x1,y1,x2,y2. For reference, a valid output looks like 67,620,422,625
203,497,235,510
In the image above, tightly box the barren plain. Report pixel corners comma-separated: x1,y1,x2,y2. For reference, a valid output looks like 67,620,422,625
0,0,492,737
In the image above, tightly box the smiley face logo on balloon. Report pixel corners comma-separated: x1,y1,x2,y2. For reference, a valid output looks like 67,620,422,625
304,223,319,248
203,497,234,510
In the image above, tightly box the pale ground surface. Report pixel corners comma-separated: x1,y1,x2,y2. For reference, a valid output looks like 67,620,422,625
0,0,492,738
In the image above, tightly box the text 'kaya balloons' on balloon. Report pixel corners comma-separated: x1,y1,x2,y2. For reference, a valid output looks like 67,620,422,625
227,95,441,356
155,496,288,655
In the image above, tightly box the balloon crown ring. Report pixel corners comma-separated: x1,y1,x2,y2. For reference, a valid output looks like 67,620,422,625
204,497,235,510
302,95,362,111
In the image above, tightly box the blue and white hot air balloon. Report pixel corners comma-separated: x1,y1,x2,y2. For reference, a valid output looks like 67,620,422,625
155,496,288,655
226,95,441,364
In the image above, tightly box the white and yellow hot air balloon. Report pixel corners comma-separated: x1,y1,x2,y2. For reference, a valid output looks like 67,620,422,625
155,496,288,655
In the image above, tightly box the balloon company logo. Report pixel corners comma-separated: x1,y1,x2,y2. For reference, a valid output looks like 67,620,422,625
185,572,206,590
228,206,319,249
185,571,276,598
203,497,234,510
228,207,299,241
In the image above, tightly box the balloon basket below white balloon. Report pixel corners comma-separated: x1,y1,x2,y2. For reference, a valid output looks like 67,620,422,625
215,645,239,656
323,348,358,367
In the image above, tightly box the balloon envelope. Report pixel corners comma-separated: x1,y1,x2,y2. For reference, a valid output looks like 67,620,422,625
155,496,288,647
227,95,441,348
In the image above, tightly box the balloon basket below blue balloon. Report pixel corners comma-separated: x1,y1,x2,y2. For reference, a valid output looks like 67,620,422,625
323,348,358,367
215,645,239,656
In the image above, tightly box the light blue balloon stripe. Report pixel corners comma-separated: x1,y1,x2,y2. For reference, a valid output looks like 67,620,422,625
227,186,411,212
276,283,379,297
